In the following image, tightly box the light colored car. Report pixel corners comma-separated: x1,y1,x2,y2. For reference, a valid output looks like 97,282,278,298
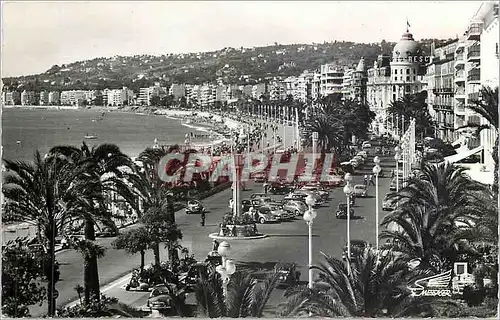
263,204,293,221
186,200,204,214
282,200,308,216
321,175,344,187
353,184,368,197
300,185,329,200
354,155,365,163
357,151,368,158
253,171,267,183
250,193,269,199
382,194,396,211
362,142,372,149
293,190,323,205
253,207,279,224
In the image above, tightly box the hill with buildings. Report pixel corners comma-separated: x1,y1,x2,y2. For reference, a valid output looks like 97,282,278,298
1,38,451,92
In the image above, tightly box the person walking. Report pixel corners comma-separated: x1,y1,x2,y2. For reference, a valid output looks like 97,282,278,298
369,174,375,186
200,210,206,226
363,174,368,186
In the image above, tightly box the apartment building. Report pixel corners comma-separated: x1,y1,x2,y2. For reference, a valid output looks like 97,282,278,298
427,40,458,142
311,72,321,100
268,81,286,101
251,83,266,100
38,91,49,105
169,84,186,99
4,91,21,105
48,91,60,105
454,39,467,139
296,71,314,102
107,87,134,106
350,57,368,103
20,90,36,105
319,63,344,97
199,85,215,107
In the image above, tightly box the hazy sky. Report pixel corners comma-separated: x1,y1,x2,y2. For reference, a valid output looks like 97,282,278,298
2,1,481,77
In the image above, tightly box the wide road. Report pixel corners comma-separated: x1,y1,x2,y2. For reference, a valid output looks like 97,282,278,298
50,147,396,316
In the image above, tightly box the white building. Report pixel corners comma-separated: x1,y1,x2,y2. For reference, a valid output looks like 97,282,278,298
107,87,134,106
319,64,344,97
20,90,36,105
367,55,392,134
39,91,49,105
48,91,60,105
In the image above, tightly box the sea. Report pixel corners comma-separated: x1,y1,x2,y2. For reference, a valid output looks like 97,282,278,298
2,108,210,162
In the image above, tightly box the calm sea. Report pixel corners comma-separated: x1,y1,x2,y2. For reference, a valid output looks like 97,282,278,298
2,108,196,161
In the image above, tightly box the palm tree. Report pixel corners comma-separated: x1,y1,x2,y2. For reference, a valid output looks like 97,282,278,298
380,163,490,272
48,142,135,303
280,248,412,317
123,147,183,265
459,86,499,193
194,269,280,318
2,151,83,315
303,114,345,153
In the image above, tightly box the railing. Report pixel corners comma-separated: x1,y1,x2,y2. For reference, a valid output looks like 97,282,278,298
455,53,464,61
468,92,480,101
455,88,466,96
455,70,465,78
455,104,465,113
467,68,480,82
467,49,480,59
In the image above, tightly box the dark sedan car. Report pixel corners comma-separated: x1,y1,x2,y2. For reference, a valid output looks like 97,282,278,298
335,203,354,219
275,263,301,287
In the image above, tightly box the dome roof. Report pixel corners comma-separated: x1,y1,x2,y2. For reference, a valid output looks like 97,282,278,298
356,57,366,72
392,31,421,60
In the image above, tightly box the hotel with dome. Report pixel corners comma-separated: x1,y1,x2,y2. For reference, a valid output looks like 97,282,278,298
366,29,428,136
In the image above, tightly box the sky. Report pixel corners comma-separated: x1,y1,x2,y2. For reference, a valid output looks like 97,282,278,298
1,1,482,77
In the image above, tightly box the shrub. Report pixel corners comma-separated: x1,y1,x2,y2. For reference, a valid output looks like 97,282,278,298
462,285,486,307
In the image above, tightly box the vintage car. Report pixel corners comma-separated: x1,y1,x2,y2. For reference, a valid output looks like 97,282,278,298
147,284,186,311
342,240,370,260
252,207,279,224
260,204,292,221
282,200,308,217
269,183,294,195
300,185,329,200
275,263,301,287
382,194,396,211
179,262,212,291
96,226,118,237
253,171,267,183
335,203,354,219
353,184,368,197
186,200,205,214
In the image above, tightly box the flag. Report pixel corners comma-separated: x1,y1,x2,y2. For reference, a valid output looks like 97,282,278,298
407,19,411,28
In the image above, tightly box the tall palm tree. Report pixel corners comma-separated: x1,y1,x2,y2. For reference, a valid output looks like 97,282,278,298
194,269,280,318
380,163,490,272
2,151,84,315
304,114,345,153
123,147,183,265
460,86,499,193
280,248,412,317
48,142,135,303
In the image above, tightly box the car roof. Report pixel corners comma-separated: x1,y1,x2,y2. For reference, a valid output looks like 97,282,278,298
354,184,365,188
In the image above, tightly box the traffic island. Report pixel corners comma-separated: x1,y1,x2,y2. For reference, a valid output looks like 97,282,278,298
209,213,268,240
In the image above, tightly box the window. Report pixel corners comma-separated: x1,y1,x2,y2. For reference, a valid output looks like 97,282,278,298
406,76,410,81
413,76,416,81
392,85,396,91
413,68,416,74
393,94,396,101
406,69,410,74
394,69,398,74
406,85,410,92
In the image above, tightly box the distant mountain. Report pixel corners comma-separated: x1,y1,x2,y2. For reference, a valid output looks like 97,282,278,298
2,38,453,92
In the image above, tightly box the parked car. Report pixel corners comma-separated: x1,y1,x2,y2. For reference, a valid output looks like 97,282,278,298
147,284,185,311
262,204,293,221
320,175,344,187
185,200,205,214
300,185,329,200
269,183,294,195
96,226,118,237
294,190,323,205
342,240,370,260
357,151,368,158
362,142,372,149
179,262,211,291
353,184,368,197
275,263,301,287
382,194,396,211
282,200,308,217
251,207,279,224
250,193,269,199
253,171,267,183
336,203,354,219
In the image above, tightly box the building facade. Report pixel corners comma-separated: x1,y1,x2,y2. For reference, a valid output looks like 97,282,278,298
48,91,60,105
319,63,344,97
20,90,36,105
427,40,458,142
367,55,392,134
4,91,21,105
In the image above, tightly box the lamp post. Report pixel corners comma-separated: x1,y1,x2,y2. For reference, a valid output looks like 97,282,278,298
394,146,401,192
216,241,236,298
303,208,317,289
312,132,318,176
372,156,381,252
343,173,353,260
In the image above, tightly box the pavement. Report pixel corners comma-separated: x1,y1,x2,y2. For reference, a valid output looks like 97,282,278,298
30,145,394,317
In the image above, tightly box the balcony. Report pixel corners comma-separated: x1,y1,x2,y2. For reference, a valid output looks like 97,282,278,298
466,22,482,41
468,92,480,101
455,70,465,82
455,88,466,99
433,87,454,95
467,68,480,83
455,104,466,115
467,47,481,62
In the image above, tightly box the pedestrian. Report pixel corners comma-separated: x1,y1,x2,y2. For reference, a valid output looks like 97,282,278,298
369,174,375,186
200,210,206,226
363,174,368,186
212,239,219,252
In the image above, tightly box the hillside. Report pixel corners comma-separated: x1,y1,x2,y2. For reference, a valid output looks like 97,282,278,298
2,38,452,92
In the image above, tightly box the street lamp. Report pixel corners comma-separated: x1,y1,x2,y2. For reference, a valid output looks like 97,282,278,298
343,173,354,260
216,241,236,297
305,194,316,210
303,208,317,289
394,147,401,192
372,156,381,252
